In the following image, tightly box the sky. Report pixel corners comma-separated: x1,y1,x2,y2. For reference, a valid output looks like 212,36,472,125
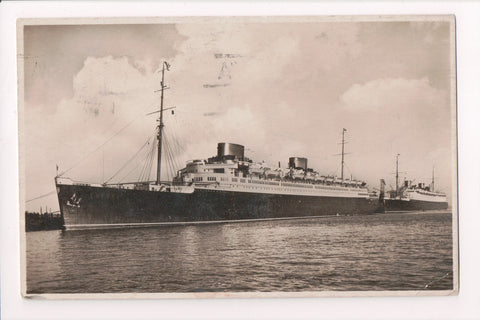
21,17,455,212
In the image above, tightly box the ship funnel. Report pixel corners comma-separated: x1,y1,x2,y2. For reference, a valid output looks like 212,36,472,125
217,142,245,160
288,157,308,170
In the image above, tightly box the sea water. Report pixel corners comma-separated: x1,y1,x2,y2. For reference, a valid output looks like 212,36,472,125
26,211,454,293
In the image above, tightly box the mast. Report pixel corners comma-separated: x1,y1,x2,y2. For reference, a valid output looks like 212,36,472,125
395,153,400,196
341,128,346,182
156,61,170,185
432,166,435,192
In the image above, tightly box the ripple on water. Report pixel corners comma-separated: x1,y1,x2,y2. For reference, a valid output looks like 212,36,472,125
26,211,454,293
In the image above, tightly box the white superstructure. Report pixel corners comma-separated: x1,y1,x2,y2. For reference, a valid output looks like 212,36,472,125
174,152,375,199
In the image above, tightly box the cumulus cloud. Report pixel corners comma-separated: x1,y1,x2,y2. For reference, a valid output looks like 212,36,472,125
24,24,184,112
339,77,450,143
25,56,161,206
337,77,452,194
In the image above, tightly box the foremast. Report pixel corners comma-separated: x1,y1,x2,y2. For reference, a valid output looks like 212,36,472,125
156,61,170,185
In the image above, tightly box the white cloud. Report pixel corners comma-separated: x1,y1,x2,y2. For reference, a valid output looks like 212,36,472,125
337,77,452,195
25,56,161,209
341,77,443,109
339,77,450,142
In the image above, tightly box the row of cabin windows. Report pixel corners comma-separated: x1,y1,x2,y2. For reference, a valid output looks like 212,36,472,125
232,185,359,195
201,169,225,174
230,177,358,191
217,182,363,196
194,176,227,182
194,176,360,193
314,185,358,191
282,182,314,188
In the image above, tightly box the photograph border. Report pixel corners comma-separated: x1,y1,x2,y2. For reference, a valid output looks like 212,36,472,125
17,14,459,300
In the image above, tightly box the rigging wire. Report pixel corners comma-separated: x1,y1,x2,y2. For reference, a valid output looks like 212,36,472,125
343,162,354,180
163,134,172,181
163,130,182,181
116,145,152,184
168,135,177,180
26,190,56,203
138,133,157,182
138,143,152,181
103,137,152,184
137,129,157,182
145,147,156,181
168,137,178,179
146,134,157,180
65,97,183,184
167,130,181,169
59,104,160,177
330,163,341,178
137,148,149,181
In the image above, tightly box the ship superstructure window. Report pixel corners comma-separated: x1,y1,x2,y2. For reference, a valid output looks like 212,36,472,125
207,177,217,181
194,177,203,182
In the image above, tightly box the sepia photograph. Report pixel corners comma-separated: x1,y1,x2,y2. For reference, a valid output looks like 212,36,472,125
18,16,457,297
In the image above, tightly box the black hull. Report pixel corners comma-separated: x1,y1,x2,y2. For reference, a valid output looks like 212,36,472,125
57,183,384,229
384,198,448,211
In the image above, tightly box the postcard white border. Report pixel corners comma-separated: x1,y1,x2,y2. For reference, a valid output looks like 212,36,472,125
1,1,479,320
16,13,458,300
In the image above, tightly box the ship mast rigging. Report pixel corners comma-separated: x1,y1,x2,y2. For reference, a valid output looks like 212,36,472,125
431,166,435,192
395,153,400,196
156,61,170,185
341,128,346,182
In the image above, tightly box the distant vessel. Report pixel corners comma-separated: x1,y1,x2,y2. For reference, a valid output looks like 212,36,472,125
55,62,384,230
384,154,448,211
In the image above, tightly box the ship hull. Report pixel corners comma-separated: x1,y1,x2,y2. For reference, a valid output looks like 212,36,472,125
384,198,448,211
57,183,384,229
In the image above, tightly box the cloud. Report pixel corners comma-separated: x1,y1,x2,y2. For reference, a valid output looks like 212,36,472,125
339,77,449,136
24,24,185,112
25,56,161,208
337,77,452,194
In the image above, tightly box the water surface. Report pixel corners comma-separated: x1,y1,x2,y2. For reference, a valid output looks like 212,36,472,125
26,211,454,293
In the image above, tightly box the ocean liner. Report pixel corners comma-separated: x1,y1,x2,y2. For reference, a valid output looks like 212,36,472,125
55,62,384,230
384,154,448,211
